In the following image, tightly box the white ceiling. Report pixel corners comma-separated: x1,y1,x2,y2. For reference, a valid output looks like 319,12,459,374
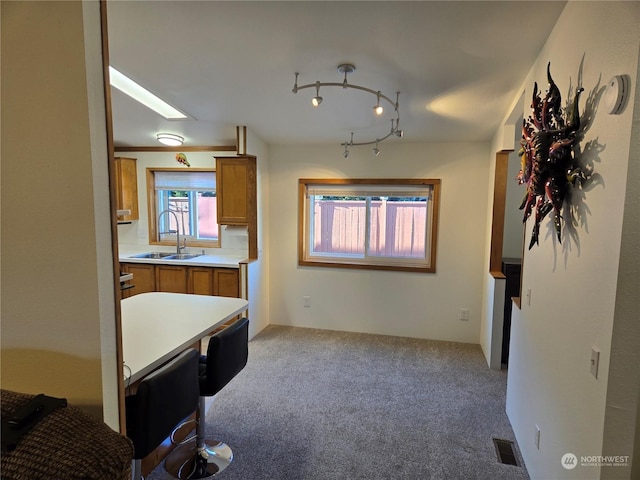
106,1,567,149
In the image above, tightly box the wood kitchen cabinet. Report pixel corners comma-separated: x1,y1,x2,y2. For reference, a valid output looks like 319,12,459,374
120,263,155,297
216,156,256,225
216,156,257,259
188,267,214,295
156,265,188,293
213,268,239,298
187,267,239,297
114,157,139,221
121,263,239,298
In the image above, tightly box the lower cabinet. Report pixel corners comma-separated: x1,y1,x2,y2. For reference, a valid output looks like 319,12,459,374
156,265,188,294
121,263,155,298
121,263,240,298
188,267,214,296
213,268,240,297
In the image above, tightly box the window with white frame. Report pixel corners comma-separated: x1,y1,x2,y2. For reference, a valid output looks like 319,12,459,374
298,179,440,272
148,169,219,247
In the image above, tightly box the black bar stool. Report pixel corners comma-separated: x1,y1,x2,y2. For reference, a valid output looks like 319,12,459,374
126,348,200,480
166,317,249,479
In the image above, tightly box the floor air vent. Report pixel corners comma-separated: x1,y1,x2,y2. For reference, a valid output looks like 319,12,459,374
493,438,519,466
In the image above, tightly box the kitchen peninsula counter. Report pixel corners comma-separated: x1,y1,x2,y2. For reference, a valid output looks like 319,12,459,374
121,292,248,384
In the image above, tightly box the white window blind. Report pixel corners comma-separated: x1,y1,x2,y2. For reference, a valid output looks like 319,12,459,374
307,184,431,198
154,171,216,191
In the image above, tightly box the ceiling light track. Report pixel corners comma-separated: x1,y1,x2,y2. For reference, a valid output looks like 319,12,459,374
292,64,403,156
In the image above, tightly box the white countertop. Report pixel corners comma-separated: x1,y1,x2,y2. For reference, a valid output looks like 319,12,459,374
121,292,248,384
118,245,246,268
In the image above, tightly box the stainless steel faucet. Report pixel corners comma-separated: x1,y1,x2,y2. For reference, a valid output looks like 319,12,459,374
158,209,186,254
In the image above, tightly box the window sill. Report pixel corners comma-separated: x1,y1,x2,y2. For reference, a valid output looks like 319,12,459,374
299,258,435,273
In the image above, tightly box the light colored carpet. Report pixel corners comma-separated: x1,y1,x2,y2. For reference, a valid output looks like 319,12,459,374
147,325,529,480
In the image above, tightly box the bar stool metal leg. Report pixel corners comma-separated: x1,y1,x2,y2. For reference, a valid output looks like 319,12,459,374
165,398,233,479
166,318,249,479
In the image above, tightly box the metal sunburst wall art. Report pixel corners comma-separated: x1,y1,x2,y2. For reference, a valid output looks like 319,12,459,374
518,62,586,250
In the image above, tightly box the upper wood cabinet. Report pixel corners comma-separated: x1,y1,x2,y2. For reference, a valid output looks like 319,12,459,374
216,155,258,259
216,156,256,225
114,157,139,221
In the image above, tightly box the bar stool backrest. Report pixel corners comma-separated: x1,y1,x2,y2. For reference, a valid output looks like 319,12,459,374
126,348,200,460
200,318,249,396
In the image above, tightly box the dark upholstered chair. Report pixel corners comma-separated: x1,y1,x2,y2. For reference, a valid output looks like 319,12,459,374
126,348,200,480
166,317,249,479
1,390,133,480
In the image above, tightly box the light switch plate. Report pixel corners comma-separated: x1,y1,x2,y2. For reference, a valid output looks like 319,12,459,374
590,347,600,379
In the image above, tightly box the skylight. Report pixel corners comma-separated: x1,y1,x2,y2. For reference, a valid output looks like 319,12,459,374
109,66,187,120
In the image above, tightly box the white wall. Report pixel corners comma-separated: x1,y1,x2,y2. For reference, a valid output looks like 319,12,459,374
601,39,640,480
1,1,117,423
502,2,640,479
503,131,525,259
268,141,490,343
245,130,271,339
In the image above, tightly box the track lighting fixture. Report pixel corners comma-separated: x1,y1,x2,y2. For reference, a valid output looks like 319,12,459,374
311,81,323,107
292,64,403,156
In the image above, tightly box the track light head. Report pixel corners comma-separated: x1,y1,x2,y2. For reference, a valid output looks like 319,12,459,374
312,81,323,107
373,141,381,156
374,92,384,116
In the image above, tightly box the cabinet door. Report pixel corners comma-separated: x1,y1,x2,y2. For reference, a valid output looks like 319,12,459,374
115,157,139,221
216,157,255,225
156,265,188,293
121,263,155,296
188,267,214,296
213,268,239,298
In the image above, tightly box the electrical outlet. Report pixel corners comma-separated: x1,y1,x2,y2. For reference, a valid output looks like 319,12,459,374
460,308,470,321
303,296,311,308
590,346,600,378
535,425,540,449
526,288,532,306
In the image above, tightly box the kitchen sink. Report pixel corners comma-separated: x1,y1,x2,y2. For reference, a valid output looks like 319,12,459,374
164,253,203,260
129,252,174,259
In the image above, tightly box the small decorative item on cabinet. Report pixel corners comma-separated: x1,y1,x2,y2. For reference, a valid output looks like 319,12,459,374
175,153,191,167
